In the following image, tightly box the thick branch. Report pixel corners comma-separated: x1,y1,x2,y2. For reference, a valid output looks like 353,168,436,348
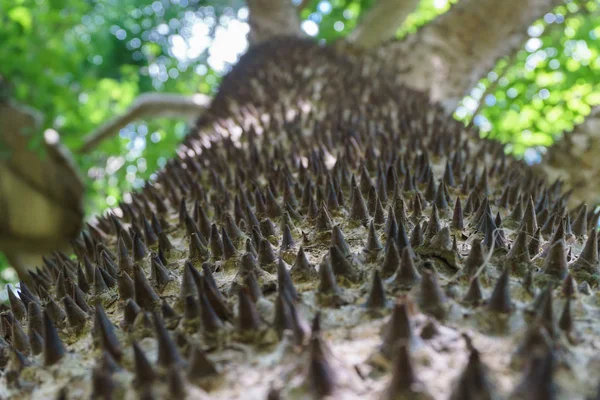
0,100,84,275
373,0,563,111
538,106,600,205
78,93,211,154
347,0,420,48
246,0,304,46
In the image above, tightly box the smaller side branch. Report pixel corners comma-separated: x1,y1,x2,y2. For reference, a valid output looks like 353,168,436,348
347,0,420,49
246,0,304,46
77,93,211,154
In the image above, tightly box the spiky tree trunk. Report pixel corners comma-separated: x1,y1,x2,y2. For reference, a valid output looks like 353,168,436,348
2,1,599,400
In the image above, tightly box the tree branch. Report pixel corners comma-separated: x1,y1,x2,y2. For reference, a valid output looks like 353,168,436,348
246,0,304,46
538,106,600,205
372,0,564,111
77,93,211,154
0,100,84,280
347,0,420,48
298,0,312,12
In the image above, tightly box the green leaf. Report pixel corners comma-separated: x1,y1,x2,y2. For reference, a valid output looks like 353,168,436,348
8,6,32,32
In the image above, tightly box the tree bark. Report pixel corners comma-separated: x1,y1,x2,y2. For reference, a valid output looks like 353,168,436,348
371,0,563,111
347,0,420,48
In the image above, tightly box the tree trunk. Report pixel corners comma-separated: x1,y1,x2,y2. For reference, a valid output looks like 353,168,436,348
3,2,600,399
2,33,598,400
346,0,420,48
246,0,304,45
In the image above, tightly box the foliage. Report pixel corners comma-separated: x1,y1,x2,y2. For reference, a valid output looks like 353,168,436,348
1,0,600,283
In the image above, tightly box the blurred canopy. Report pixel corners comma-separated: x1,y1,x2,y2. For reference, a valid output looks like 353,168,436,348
0,0,599,281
